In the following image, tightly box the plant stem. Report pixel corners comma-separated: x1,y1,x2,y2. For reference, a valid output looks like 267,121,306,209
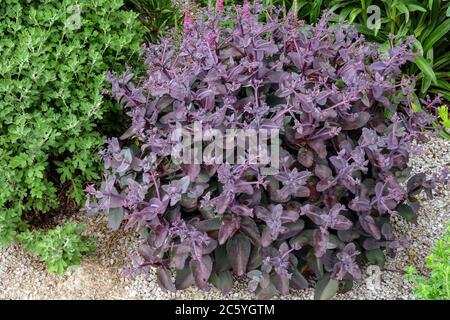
361,0,368,25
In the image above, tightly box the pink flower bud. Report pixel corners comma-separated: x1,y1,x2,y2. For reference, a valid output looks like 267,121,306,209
217,0,223,11
184,9,192,33
207,31,218,46
243,0,250,19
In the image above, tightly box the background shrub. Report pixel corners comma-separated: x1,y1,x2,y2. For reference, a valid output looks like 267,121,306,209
86,4,443,299
0,0,144,271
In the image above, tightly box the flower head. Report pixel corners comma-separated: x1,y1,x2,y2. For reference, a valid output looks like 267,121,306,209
217,0,223,11
243,0,250,19
184,9,192,33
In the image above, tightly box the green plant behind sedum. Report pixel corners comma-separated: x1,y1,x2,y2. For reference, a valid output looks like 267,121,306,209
0,0,144,272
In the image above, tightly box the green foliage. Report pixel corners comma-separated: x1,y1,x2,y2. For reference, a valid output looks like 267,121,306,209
0,209,27,247
125,0,183,42
0,0,144,246
18,223,94,275
437,105,450,139
405,224,450,300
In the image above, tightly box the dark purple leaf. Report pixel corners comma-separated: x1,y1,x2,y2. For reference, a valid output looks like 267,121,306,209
271,274,290,295
226,233,251,276
210,271,233,294
190,255,213,291
175,262,195,290
239,216,261,246
218,217,239,245
156,267,176,292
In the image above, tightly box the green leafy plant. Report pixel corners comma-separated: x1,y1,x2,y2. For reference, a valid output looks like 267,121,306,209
405,224,450,300
19,223,94,275
125,0,183,42
437,105,450,139
0,0,144,253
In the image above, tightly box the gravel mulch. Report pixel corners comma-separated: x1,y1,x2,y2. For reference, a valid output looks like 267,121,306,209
1,137,449,300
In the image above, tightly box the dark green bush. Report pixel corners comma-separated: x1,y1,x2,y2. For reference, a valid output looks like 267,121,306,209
0,0,144,271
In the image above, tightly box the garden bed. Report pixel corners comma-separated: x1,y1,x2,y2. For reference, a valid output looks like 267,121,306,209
1,136,448,300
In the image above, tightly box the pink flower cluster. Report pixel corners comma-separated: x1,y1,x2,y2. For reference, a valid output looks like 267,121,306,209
184,9,193,33
217,0,224,11
243,0,250,18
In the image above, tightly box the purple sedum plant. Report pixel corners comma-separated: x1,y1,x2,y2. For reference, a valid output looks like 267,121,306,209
85,2,444,299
